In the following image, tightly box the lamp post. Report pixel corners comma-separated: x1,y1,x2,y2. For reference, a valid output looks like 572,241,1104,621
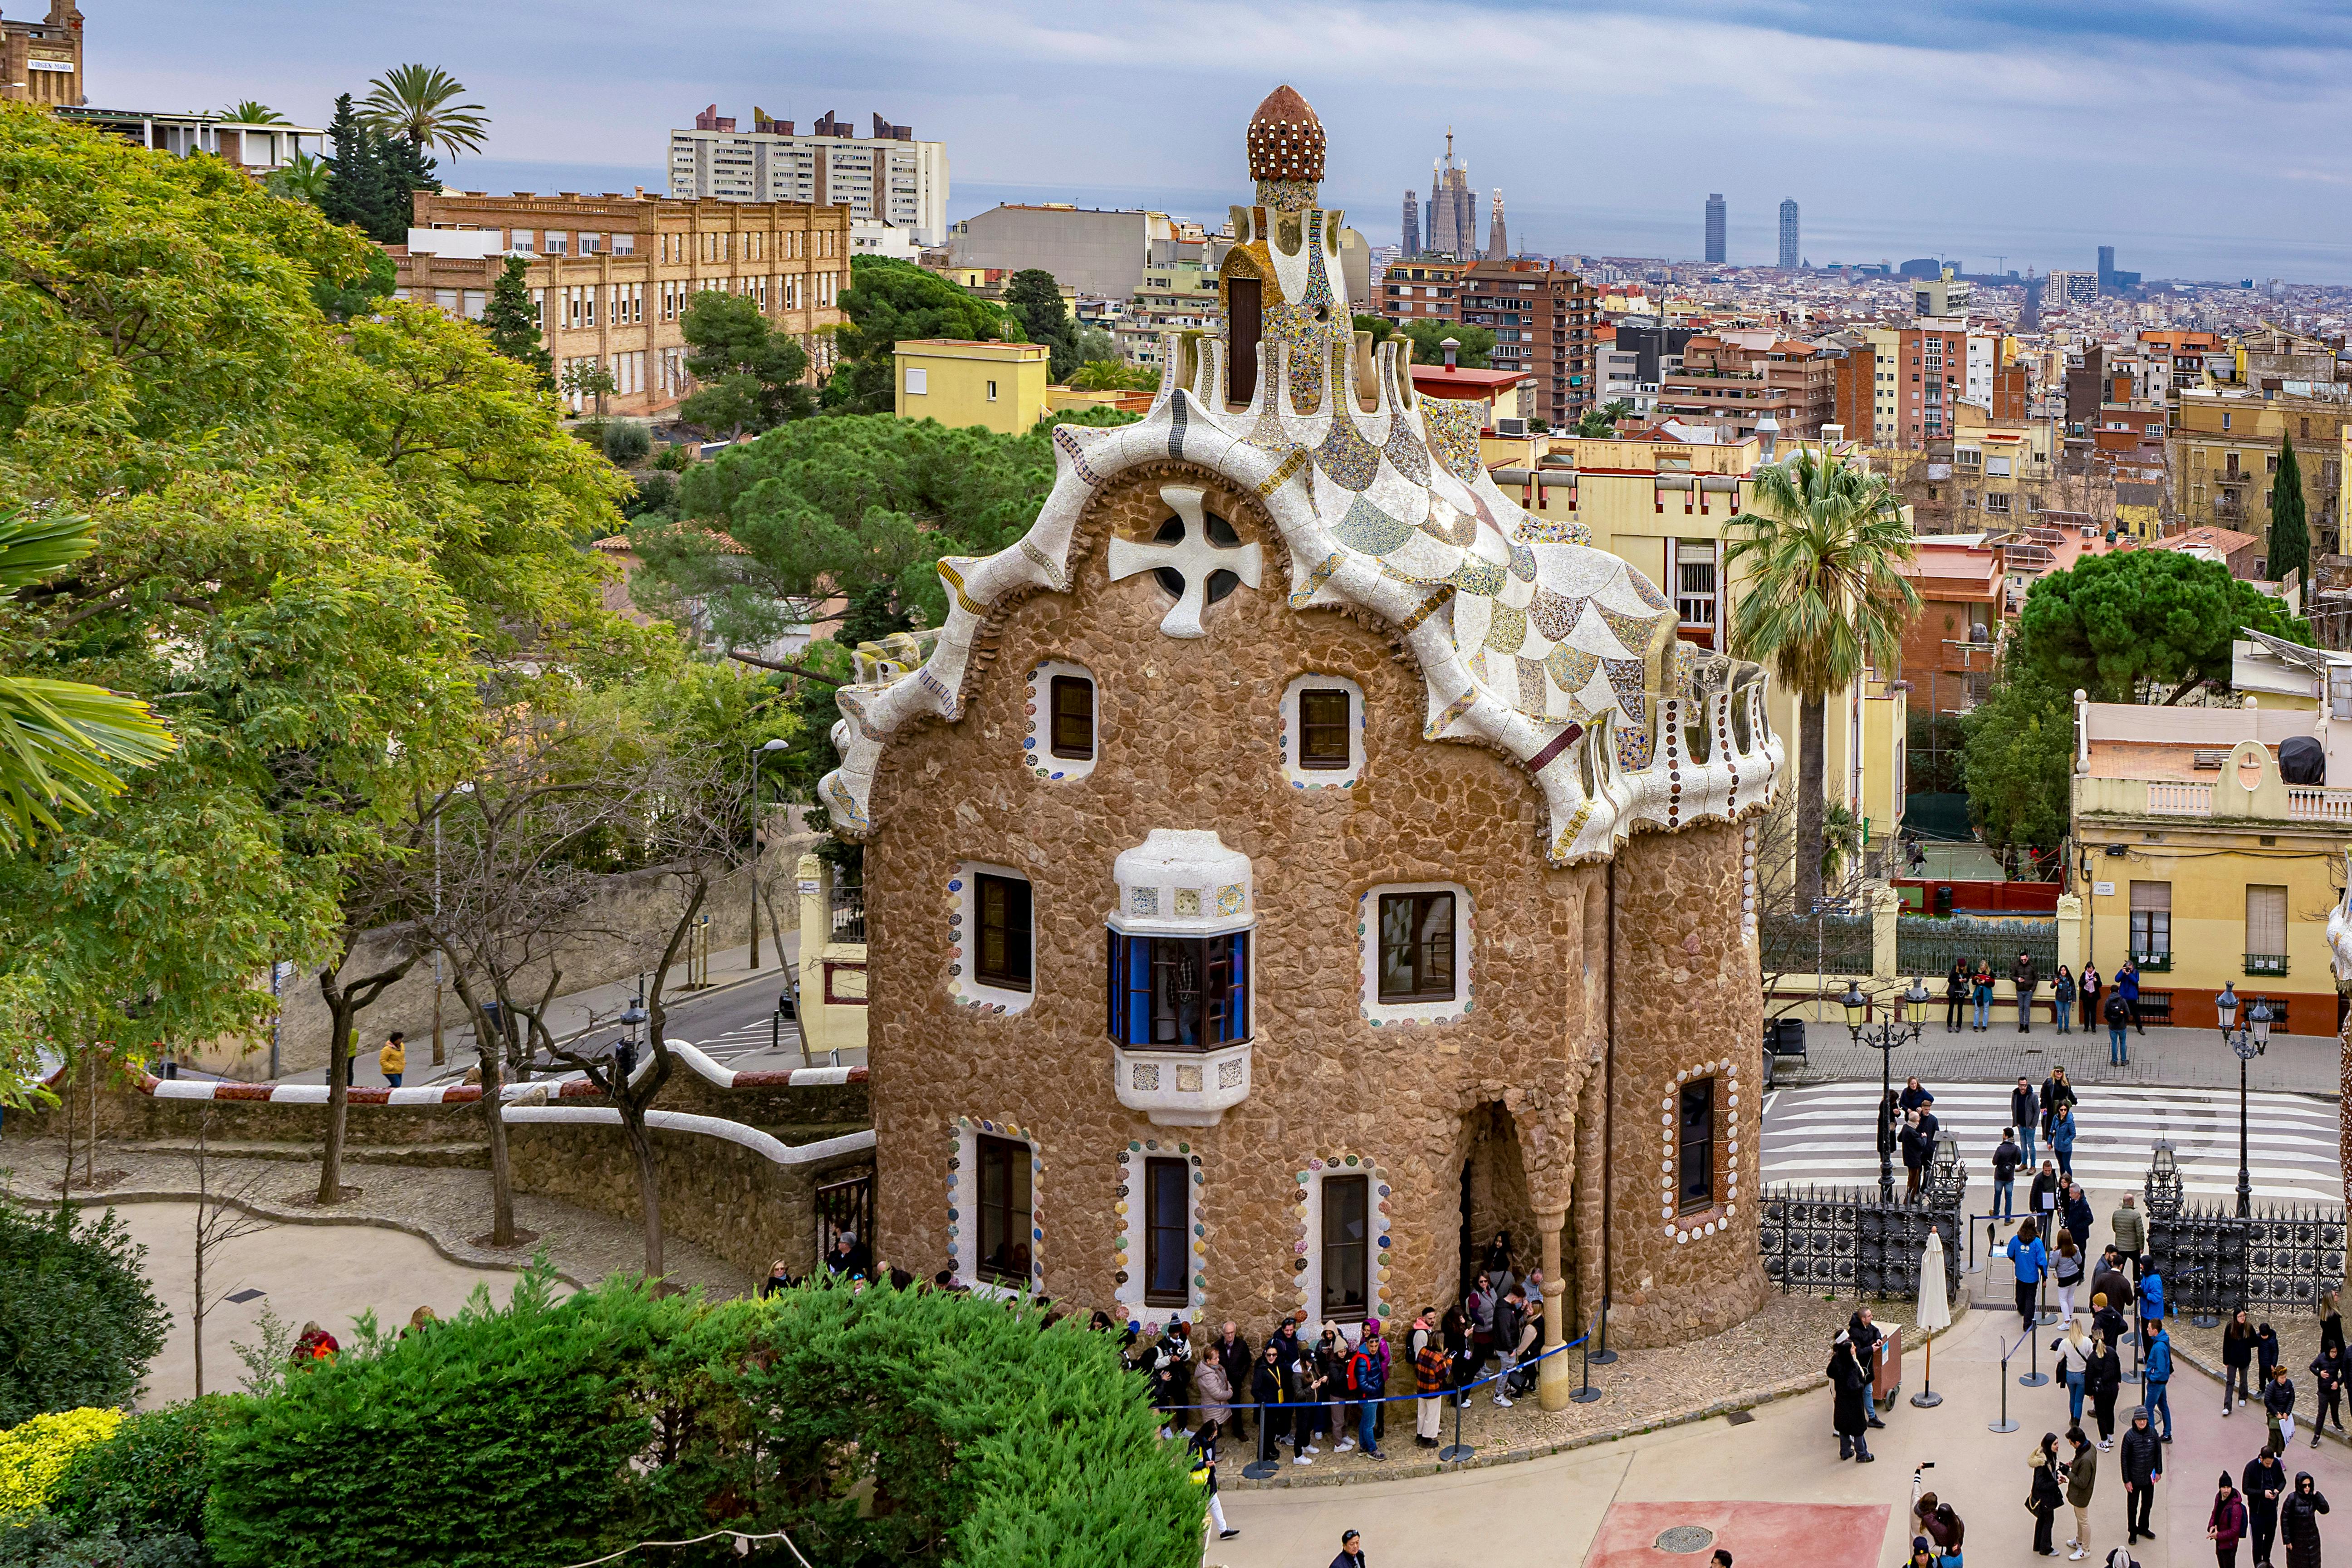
1842,978,1933,1204
748,740,791,970
613,997,647,1088
2215,983,2271,1219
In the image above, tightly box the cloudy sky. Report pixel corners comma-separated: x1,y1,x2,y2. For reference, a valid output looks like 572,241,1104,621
93,0,2352,283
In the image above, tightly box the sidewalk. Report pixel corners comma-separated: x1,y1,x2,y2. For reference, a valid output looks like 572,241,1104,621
283,937,800,1088
1786,1016,2343,1094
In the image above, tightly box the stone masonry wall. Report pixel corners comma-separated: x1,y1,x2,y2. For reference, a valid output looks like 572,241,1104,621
860,460,1762,1343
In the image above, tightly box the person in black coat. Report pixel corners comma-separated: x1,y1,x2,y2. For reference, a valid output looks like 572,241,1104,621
2246,1450,2290,1568
2087,1336,2123,1446
2260,1323,2284,1382
2225,1310,2259,1414
1849,1308,1887,1428
1250,1342,1289,1466
1828,1333,1875,1462
1946,964,1970,1034
2315,1344,2349,1444
2283,1473,2330,1568
2120,1406,2165,1542
2028,1443,2064,1556
1900,1112,1932,1201
1213,1322,1253,1441
2063,1184,2096,1255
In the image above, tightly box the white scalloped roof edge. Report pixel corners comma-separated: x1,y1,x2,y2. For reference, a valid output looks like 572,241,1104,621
818,360,1783,865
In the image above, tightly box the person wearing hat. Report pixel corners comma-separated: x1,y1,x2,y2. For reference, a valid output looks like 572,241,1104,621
2246,1449,2290,1568
2120,1406,2165,1543
1828,1329,1875,1462
2283,1473,2330,1568
2212,1472,2250,1568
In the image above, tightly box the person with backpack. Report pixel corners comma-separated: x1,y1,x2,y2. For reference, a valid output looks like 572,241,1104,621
2118,960,2144,1034
2009,1217,2050,1332
1189,1419,1239,1540
1993,1128,2024,1224
2103,989,2132,1066
1412,1308,1452,1449
2213,1472,2250,1568
1347,1328,1389,1460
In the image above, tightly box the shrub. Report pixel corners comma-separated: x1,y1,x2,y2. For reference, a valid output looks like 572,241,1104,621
651,442,691,471
602,422,651,465
0,1409,123,1513
622,471,676,520
0,1206,169,1425
0,1514,205,1567
50,1398,230,1549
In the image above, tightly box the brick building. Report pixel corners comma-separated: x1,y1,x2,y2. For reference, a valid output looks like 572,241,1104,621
2,0,79,106
392,190,849,418
1653,332,1834,442
1374,256,1469,328
1460,258,1597,428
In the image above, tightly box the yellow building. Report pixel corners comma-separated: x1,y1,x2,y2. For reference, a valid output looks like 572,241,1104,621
892,339,1052,435
2171,387,2350,556
1493,433,1911,856
2071,648,2352,1034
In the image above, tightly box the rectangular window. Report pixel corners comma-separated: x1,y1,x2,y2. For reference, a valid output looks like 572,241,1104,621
2128,881,2172,964
1049,676,1094,760
2247,884,2288,972
987,379,999,401
1298,687,1351,769
1679,1078,1715,1212
1377,891,1457,1002
1108,931,1250,1048
1143,1157,1188,1307
905,366,928,396
975,1134,1033,1285
1320,1174,1368,1321
1674,540,1717,629
975,873,1033,992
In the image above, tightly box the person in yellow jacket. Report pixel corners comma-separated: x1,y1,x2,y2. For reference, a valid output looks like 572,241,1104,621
378,1030,407,1089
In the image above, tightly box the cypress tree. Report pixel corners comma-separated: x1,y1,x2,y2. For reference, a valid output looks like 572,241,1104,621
318,94,386,237
481,257,552,388
372,130,441,244
2270,431,2310,587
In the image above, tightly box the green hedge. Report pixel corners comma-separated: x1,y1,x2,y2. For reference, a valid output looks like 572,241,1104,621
201,1269,1198,1567
0,1205,169,1426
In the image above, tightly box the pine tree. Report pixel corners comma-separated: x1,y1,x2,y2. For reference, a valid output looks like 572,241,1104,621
372,130,441,243
480,257,552,388
2270,432,2310,587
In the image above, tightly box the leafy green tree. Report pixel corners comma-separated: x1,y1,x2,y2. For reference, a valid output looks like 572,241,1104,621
220,100,284,124
1352,313,1393,342
1068,358,1155,392
602,422,650,466
309,245,394,322
0,1204,170,1424
47,1396,230,1558
1072,324,1122,364
676,289,812,435
1573,399,1634,437
1726,446,1918,911
1004,268,1079,379
262,149,329,208
2012,548,2311,704
559,358,617,418
1399,318,1493,368
0,510,174,853
2271,433,2310,588
826,256,1020,414
1959,668,2073,855
478,255,550,387
359,64,490,158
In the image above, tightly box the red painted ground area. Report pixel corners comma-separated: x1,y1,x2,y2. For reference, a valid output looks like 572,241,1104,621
1586,1501,1891,1568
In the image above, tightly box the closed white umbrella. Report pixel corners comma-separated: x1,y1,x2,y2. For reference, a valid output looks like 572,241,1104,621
1912,1228,1951,1408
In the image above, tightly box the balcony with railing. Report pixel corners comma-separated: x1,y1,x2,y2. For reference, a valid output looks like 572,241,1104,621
2129,948,2172,973
829,881,866,943
2144,780,2214,815
2245,952,2289,976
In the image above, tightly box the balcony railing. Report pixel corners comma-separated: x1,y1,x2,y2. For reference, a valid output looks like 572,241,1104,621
2145,781,2214,815
2130,949,2172,973
2246,953,2289,976
2287,787,2352,822
829,882,866,944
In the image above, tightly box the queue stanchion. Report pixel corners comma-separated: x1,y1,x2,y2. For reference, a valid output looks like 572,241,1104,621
1241,1399,1280,1480
1591,1297,1617,1366
1440,1373,1476,1462
1990,1331,2023,1432
2019,1317,2049,1387
1572,1317,1602,1404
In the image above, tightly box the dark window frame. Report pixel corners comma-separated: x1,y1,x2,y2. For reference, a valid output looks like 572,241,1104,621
1678,1078,1716,1214
975,1133,1034,1285
1320,1173,1369,1322
1377,891,1458,1003
1142,1156,1189,1308
1298,686,1352,770
1049,675,1095,760
1107,929,1250,1049
975,873,1034,992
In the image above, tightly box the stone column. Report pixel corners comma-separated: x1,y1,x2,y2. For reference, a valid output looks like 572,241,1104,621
1536,1208,1572,1409
1870,880,1901,981
2054,892,2084,974
797,854,829,1055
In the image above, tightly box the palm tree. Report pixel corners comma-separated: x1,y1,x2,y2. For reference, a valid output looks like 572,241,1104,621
359,64,490,158
0,510,176,852
263,149,330,207
1725,445,1919,912
220,100,286,123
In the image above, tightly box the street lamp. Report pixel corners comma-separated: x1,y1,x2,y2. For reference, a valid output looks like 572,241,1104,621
1842,977,1933,1203
2216,983,2272,1218
748,739,791,970
613,997,648,1088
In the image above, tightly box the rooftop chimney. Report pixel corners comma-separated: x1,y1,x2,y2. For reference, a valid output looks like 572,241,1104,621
1441,336,1460,369
1755,413,1780,461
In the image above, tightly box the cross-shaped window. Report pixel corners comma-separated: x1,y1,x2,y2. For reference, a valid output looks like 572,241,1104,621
1105,483,1263,638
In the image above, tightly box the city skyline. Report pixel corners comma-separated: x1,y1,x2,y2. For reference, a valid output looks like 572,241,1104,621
78,0,2352,283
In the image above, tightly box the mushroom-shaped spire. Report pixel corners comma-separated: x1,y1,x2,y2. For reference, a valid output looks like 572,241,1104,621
1246,84,1325,184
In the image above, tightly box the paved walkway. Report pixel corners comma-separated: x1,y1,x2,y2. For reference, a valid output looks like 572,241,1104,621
1216,1299,2352,1568
1782,1018,2344,1094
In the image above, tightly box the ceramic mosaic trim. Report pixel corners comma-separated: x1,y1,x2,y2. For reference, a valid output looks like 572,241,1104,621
948,1116,1047,1294
946,868,1035,1016
1355,884,1475,1027
1021,661,1095,783
1293,1152,1396,1323
1114,1138,1209,1325
1397,584,1455,634
1656,1059,1741,1246
1421,399,1484,481
1257,447,1310,497
1289,550,1345,607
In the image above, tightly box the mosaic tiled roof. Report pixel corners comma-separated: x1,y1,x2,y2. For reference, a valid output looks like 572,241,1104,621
818,92,1782,865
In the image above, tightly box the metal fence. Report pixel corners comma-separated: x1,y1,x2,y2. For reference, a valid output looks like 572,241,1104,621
1760,913,1874,976
1759,1184,1966,1302
1894,913,2058,978
829,882,866,944
2146,1203,2348,1317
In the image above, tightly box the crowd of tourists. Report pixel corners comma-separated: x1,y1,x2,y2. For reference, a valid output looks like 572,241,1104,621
1938,958,2147,1063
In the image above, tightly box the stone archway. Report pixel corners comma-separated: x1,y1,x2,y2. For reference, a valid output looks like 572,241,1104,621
1457,1102,1536,1298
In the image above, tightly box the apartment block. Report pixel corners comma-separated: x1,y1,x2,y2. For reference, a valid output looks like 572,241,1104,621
1890,323,1969,446
2172,388,2352,556
1652,331,1833,442
1375,256,1470,328
1460,259,1598,427
667,107,948,246
392,191,850,418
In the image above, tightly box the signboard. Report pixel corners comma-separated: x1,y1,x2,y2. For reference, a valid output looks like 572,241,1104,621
2093,881,2115,897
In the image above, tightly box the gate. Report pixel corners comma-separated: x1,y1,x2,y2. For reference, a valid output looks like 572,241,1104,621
814,1172,874,1274
2147,1203,2346,1317
1760,1184,1965,1301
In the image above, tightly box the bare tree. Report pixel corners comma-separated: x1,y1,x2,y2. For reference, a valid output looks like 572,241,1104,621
314,852,430,1205
189,1108,274,1397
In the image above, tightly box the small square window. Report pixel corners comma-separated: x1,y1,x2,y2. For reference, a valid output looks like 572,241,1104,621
905,366,928,395
1378,892,1456,1002
1298,688,1351,769
976,873,1034,992
1049,676,1094,760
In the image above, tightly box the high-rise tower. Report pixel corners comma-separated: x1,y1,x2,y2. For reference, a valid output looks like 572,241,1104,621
1401,188,1420,258
1705,193,1726,264
1487,188,1507,260
1778,199,1799,270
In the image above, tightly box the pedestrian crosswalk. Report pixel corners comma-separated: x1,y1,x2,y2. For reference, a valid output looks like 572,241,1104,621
1761,1080,2345,1205
683,1018,805,1064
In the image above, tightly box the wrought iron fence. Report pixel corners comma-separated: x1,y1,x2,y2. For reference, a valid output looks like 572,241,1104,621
1759,1184,1966,1301
829,882,866,944
1894,913,2058,978
1760,913,1874,976
2146,1203,2347,1317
